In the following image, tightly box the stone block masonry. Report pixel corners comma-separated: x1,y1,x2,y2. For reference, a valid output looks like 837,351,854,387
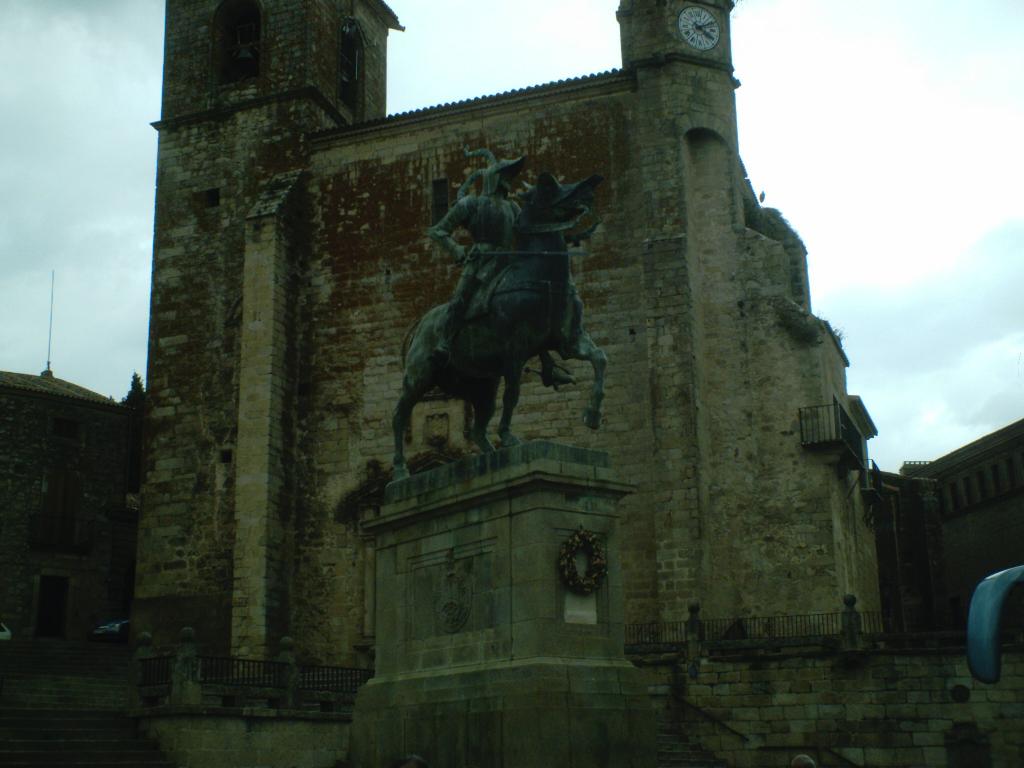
673,648,1024,767
351,441,656,768
139,711,351,768
0,375,133,639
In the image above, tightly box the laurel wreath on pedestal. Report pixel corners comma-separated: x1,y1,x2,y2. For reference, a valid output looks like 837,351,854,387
557,526,608,595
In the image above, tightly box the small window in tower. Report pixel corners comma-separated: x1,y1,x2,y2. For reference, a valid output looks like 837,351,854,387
339,19,364,112
205,188,221,207
215,0,262,84
432,178,450,224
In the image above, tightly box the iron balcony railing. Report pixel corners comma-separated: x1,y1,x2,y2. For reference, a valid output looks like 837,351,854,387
139,655,173,687
300,664,374,693
799,401,866,469
625,610,887,647
624,621,689,646
138,653,373,697
198,656,288,687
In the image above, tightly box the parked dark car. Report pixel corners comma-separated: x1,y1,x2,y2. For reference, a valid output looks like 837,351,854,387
87,618,130,642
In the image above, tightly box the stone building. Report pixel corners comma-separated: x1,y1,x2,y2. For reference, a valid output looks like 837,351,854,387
898,417,1024,628
137,0,881,662
871,468,950,633
0,370,136,639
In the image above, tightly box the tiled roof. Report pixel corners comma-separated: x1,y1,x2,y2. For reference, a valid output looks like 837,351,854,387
908,417,1024,476
0,370,120,407
376,0,402,30
389,68,624,119
320,69,627,138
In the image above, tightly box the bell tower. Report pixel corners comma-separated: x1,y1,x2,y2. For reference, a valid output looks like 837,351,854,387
137,0,401,658
618,0,734,71
615,0,747,623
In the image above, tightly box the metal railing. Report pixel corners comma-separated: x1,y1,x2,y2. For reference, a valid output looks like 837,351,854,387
300,664,374,692
139,655,173,686
198,656,288,687
624,621,688,645
703,612,843,641
626,610,888,648
799,401,866,468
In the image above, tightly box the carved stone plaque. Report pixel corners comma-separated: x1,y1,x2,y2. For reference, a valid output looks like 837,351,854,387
435,549,472,634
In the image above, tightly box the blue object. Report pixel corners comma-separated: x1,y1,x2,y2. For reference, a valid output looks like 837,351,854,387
967,565,1024,683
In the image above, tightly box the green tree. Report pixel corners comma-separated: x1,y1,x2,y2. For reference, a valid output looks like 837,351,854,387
122,372,145,492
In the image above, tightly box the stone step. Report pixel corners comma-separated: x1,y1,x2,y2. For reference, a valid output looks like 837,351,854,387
0,707,176,768
0,729,141,741
0,709,138,739
4,740,157,752
0,663,130,676
655,720,728,768
0,751,171,763
1,679,129,692
0,708,129,721
1,669,131,709
1,695,130,710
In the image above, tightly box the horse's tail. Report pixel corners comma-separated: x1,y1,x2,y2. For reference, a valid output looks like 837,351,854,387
399,318,421,370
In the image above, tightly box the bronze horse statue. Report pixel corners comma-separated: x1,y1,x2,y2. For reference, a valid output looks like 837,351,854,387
391,171,606,481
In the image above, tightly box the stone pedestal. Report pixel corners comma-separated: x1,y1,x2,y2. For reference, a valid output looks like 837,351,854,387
351,442,655,768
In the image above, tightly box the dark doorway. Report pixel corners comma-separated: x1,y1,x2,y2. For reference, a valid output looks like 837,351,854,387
36,575,69,637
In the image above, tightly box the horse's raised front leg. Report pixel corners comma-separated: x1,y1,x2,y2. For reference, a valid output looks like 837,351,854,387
497,360,526,447
565,329,606,430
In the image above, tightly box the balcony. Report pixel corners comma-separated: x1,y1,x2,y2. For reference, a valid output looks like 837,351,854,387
799,401,866,470
861,460,884,504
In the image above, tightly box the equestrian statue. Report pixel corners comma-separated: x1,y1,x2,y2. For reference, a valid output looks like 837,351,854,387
392,147,606,481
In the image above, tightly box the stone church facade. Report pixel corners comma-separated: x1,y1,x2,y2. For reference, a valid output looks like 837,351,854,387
137,0,880,663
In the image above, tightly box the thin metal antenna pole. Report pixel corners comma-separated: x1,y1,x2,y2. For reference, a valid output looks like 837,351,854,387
46,270,54,374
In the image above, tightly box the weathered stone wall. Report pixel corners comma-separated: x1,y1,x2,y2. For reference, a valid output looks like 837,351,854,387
139,96,335,654
944,496,1024,624
138,711,350,768
139,0,402,654
671,648,1024,767
0,385,130,637
295,64,878,660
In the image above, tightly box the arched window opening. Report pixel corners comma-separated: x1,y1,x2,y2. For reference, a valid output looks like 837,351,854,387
216,0,262,84
339,19,364,111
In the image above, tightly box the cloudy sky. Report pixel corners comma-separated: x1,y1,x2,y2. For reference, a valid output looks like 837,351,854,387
1,0,1021,470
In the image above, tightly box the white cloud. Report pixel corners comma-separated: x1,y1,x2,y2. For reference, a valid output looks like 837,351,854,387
0,0,1019,463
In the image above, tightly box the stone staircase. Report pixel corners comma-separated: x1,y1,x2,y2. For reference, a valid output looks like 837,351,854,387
0,638,131,709
0,639,176,767
657,715,729,768
0,709,176,767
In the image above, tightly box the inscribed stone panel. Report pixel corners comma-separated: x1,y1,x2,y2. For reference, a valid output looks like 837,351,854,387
407,539,496,640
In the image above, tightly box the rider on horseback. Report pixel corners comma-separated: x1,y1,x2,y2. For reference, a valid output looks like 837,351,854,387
429,147,573,387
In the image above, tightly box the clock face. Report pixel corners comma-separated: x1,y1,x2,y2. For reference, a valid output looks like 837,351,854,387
677,6,721,51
